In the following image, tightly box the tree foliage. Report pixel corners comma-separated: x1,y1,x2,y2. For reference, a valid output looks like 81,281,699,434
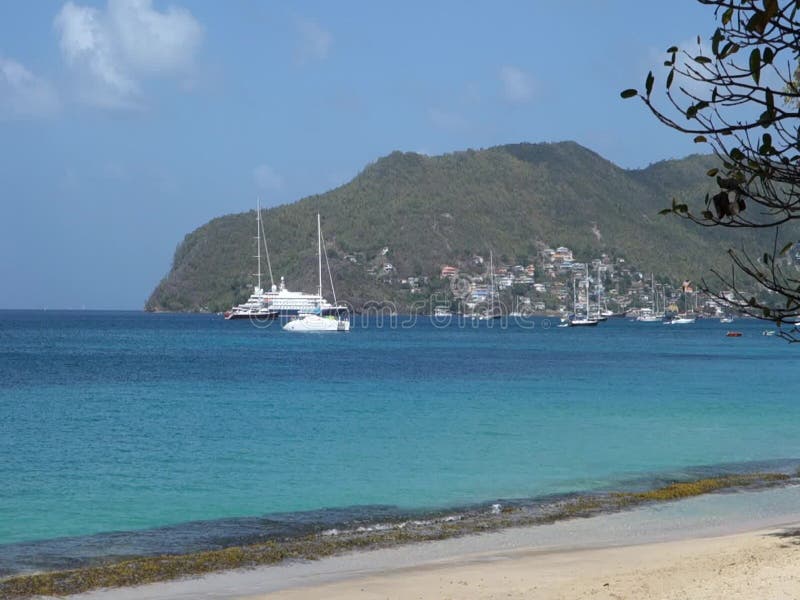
624,0,800,340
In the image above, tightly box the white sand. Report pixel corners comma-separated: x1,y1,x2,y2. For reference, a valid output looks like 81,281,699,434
258,528,800,600
70,485,800,600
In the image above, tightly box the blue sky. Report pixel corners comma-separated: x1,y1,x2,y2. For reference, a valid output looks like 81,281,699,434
0,1,715,309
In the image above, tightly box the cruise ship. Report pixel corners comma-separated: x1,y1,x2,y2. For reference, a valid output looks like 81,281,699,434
262,276,348,317
224,201,348,320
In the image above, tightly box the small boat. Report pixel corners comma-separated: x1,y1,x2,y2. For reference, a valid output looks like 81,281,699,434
725,331,742,337
664,315,696,325
569,317,599,326
283,214,350,333
284,314,350,332
763,330,776,336
720,315,734,324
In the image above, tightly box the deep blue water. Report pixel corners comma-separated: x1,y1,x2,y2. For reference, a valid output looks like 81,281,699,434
0,310,798,573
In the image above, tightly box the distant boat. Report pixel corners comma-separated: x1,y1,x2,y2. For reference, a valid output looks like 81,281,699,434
479,250,502,320
569,265,599,326
636,275,664,322
726,331,742,337
225,200,347,320
224,199,279,321
433,306,453,318
284,313,350,332
284,214,350,333
664,286,697,324
664,315,696,325
720,315,734,324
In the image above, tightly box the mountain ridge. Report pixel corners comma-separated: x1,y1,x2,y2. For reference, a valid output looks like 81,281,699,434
145,141,761,313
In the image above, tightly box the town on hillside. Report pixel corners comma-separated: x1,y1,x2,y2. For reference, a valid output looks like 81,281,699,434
354,243,753,317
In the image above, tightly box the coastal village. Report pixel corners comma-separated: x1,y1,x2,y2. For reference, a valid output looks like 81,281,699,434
355,243,739,317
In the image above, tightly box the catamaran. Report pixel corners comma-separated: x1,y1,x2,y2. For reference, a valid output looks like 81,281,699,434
284,214,350,332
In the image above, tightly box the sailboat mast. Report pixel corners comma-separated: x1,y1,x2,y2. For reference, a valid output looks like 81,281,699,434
585,264,590,318
490,250,495,314
317,213,323,299
652,274,655,313
256,198,262,292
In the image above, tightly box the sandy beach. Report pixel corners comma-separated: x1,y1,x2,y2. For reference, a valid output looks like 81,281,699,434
64,486,800,600
257,527,800,600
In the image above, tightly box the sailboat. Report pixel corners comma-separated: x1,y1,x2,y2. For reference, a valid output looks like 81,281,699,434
479,250,502,320
636,275,664,322
664,286,696,325
224,199,279,320
569,265,599,326
283,214,350,332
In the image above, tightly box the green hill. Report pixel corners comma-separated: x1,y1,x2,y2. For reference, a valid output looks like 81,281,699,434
145,141,770,312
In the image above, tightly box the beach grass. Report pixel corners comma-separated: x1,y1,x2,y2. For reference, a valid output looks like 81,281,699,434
0,471,792,599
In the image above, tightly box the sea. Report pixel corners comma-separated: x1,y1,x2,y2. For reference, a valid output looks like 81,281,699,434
1,310,799,576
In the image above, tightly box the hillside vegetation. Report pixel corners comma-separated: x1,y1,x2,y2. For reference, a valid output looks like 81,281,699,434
146,141,770,312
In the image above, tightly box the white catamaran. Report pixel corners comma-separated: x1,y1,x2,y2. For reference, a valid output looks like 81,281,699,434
284,214,350,332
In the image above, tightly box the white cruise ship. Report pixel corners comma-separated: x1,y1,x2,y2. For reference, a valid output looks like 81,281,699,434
225,200,347,320
262,276,348,317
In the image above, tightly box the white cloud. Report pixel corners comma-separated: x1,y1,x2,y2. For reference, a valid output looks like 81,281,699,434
295,19,332,65
0,57,59,119
54,0,203,109
499,65,535,104
253,164,284,191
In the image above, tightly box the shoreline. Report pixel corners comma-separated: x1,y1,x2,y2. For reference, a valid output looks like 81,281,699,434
3,474,800,599
68,483,800,599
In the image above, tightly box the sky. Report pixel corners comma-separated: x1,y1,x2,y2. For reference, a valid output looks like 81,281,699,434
0,0,718,309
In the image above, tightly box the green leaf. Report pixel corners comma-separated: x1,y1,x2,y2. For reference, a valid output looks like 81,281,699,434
666,45,678,53
666,69,674,89
694,55,712,64
722,7,733,25
702,210,714,220
645,71,654,96
658,208,673,215
749,48,761,85
763,47,774,64
695,135,708,143
620,89,638,99
780,242,794,256
706,167,718,176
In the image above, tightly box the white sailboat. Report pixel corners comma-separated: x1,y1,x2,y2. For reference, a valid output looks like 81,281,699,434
636,275,664,322
224,199,279,320
569,265,599,326
479,250,502,320
664,286,696,325
283,214,350,332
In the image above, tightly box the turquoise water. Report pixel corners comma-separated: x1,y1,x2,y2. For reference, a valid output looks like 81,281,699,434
0,311,798,572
